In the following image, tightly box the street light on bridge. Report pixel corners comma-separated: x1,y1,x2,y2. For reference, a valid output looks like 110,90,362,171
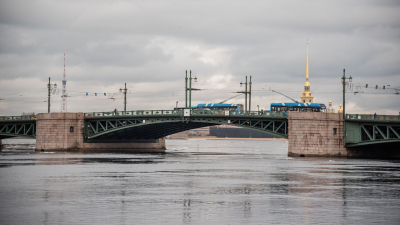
185,70,199,109
239,76,252,113
119,83,127,112
341,69,352,147
47,77,57,113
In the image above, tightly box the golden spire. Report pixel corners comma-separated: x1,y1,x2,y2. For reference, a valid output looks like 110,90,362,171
301,38,313,103
306,38,309,81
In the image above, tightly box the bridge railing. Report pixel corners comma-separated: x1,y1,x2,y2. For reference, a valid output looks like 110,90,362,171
191,109,288,117
0,115,37,121
84,110,182,117
84,110,288,118
346,114,400,121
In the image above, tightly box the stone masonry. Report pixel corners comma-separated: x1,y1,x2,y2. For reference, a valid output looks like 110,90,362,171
36,113,84,150
36,113,165,152
288,111,347,157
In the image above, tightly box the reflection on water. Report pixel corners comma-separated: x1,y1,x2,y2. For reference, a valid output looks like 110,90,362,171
1,139,400,224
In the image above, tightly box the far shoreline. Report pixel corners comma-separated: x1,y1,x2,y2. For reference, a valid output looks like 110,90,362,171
169,137,286,141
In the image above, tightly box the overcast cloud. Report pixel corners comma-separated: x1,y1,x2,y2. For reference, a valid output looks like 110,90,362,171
1,0,399,116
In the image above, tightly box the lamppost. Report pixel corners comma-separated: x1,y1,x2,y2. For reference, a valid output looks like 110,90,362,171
239,76,252,113
47,77,57,113
119,83,127,112
176,101,178,109
185,70,198,109
341,69,352,147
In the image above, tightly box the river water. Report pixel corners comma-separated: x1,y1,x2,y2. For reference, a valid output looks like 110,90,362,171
1,139,399,225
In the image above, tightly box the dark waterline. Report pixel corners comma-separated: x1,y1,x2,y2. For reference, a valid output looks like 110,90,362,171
1,139,400,225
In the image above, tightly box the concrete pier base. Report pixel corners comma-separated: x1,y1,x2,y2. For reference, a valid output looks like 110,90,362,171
288,112,347,157
82,138,166,152
35,113,166,152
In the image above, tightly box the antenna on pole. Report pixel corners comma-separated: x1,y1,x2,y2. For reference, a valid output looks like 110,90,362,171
61,53,67,112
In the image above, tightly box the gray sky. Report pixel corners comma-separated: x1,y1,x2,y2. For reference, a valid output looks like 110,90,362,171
1,0,399,116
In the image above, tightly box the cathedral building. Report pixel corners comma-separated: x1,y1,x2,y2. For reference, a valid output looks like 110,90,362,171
327,99,335,113
301,39,314,103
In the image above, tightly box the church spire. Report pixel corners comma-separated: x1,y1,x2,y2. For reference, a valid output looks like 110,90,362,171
306,38,309,81
301,38,314,103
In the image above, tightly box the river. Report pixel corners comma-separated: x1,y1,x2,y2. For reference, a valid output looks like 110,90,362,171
1,139,399,224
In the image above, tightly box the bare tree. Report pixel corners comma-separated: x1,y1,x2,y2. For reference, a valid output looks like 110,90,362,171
21,112,35,116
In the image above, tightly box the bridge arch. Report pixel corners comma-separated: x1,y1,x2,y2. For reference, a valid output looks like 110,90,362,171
84,115,288,142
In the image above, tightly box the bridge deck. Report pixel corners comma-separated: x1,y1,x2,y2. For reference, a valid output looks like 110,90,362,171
83,109,288,118
82,109,289,141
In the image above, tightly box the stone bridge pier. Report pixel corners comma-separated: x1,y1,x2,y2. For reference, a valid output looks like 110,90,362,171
35,113,165,152
288,112,400,158
288,112,346,157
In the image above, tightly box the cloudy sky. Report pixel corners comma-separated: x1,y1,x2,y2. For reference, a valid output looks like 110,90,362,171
1,0,399,116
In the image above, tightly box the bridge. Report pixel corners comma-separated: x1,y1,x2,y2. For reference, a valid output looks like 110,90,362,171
0,109,288,139
82,110,288,141
1,110,400,157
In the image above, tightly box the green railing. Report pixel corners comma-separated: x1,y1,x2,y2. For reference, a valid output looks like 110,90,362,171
0,115,37,121
191,109,287,117
84,110,182,117
346,114,400,121
84,109,288,118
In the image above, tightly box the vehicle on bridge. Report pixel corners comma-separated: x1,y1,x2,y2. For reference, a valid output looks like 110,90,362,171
196,103,244,115
174,106,197,110
270,103,327,115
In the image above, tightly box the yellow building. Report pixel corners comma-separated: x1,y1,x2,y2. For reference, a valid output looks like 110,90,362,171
301,39,314,103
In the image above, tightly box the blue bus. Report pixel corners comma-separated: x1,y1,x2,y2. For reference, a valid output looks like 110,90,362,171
173,106,197,110
197,103,244,112
270,103,326,112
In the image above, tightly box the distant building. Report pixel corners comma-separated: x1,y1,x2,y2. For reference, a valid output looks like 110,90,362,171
168,126,278,139
327,99,335,113
301,39,314,103
338,104,343,113
169,127,210,139
210,126,277,138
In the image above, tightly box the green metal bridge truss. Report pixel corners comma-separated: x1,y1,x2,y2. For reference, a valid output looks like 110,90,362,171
2,112,400,148
346,114,400,147
0,116,37,139
83,110,289,142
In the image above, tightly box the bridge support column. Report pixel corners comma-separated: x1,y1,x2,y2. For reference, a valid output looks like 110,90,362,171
36,113,165,152
36,113,84,151
288,112,347,157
